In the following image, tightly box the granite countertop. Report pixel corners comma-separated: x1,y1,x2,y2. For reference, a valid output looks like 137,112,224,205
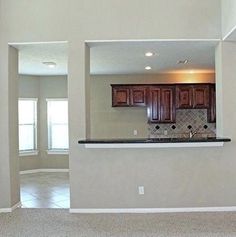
78,137,231,144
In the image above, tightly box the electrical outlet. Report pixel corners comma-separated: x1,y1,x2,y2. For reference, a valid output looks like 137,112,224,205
164,129,168,135
138,186,145,195
133,130,138,136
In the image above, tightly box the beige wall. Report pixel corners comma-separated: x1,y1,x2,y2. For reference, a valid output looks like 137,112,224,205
19,75,69,171
90,73,215,139
19,75,40,97
215,43,224,136
1,0,221,40
219,42,236,138
0,43,12,209
8,47,20,207
2,0,235,210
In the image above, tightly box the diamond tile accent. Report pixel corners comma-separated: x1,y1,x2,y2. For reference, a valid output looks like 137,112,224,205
148,109,216,138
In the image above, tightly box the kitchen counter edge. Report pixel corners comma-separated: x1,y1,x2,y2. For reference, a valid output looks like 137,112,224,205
78,137,231,144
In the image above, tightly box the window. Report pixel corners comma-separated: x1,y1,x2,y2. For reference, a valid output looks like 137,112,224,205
47,99,69,152
18,99,37,153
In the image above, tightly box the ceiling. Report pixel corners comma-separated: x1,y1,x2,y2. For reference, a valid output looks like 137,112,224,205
13,40,217,76
14,43,68,76
89,41,218,75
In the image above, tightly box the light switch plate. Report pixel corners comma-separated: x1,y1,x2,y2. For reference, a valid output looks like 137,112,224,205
138,186,145,195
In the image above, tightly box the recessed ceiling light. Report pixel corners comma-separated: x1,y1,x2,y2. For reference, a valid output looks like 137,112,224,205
145,52,154,57
145,66,152,70
177,60,189,64
42,62,56,68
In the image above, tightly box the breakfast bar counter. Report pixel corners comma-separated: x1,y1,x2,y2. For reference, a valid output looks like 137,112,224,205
78,137,231,148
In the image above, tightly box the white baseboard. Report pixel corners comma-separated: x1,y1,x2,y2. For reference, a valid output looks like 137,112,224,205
20,169,69,174
0,202,21,213
70,206,236,214
39,169,69,173
20,169,40,174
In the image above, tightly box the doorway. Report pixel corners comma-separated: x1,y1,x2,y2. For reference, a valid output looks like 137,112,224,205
14,42,70,208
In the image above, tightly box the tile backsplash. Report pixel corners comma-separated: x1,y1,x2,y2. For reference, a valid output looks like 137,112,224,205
148,109,216,138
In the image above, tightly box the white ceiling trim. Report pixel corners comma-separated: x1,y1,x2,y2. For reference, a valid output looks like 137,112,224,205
86,39,221,43
9,41,68,46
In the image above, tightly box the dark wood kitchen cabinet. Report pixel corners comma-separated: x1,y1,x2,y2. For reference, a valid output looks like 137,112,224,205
112,83,215,124
176,86,193,109
112,86,130,106
148,86,176,123
176,84,210,109
208,85,216,123
112,85,147,107
148,87,161,122
193,85,209,108
130,86,147,106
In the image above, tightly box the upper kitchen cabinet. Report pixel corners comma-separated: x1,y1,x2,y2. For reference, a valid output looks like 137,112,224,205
208,85,216,123
130,86,147,107
161,87,176,123
111,85,147,107
193,85,209,108
176,84,210,109
112,86,130,107
176,86,193,109
112,83,214,123
148,87,161,123
148,86,176,123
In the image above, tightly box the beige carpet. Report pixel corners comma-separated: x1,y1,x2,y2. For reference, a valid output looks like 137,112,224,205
1,209,236,237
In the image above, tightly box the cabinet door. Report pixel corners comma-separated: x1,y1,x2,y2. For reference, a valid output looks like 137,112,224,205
130,86,147,107
161,87,176,123
193,85,209,108
176,86,193,109
207,85,216,123
112,87,130,107
148,87,161,123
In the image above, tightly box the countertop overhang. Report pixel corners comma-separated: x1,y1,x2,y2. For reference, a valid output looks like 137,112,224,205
78,137,231,148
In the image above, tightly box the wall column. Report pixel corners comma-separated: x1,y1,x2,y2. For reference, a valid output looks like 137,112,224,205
0,43,20,210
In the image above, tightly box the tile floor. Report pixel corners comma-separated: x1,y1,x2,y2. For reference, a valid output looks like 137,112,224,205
20,172,70,208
